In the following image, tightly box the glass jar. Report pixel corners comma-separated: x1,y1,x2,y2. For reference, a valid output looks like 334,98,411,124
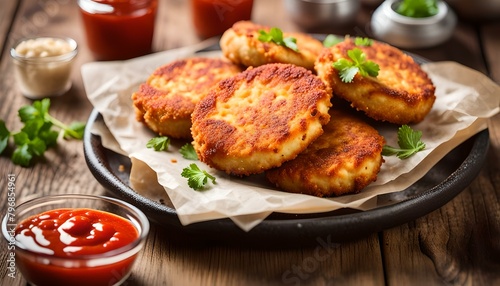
78,0,158,61
191,0,254,39
10,37,78,99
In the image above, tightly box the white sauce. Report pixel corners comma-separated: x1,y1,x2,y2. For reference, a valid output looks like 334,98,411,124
15,37,73,58
11,37,77,99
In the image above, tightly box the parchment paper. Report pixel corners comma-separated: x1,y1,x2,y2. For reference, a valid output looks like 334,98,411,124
81,43,500,231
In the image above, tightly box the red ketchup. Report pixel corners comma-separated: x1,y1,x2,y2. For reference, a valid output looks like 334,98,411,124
79,0,158,60
14,208,139,286
191,0,254,38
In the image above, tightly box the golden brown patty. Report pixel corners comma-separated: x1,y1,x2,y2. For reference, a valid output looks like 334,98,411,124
315,38,436,124
191,63,331,176
220,21,324,70
266,107,385,197
131,57,242,139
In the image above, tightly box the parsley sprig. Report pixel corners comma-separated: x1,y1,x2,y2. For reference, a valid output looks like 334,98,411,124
147,138,212,189
354,37,373,47
258,27,299,52
382,125,426,159
324,35,374,48
146,136,170,151
147,138,198,161
333,48,380,83
181,163,216,190
180,143,198,160
396,0,438,18
0,98,85,167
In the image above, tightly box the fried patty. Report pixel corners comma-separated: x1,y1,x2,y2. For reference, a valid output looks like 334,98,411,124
315,38,436,124
191,63,331,176
220,21,324,70
132,57,242,139
266,107,385,197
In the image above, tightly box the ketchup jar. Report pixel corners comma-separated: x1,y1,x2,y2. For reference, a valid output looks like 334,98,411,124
191,0,254,38
78,0,158,60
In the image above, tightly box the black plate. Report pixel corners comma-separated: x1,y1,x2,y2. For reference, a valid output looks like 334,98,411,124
84,109,489,247
83,40,490,247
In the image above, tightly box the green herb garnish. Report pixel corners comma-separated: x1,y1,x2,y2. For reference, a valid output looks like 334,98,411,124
354,37,373,47
146,136,170,151
333,48,380,83
382,125,426,159
181,163,216,190
323,34,344,47
396,0,438,18
180,143,198,160
0,98,85,167
258,27,299,52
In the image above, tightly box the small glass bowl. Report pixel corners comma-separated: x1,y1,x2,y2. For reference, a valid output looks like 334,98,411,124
10,37,78,99
1,194,150,286
370,0,457,48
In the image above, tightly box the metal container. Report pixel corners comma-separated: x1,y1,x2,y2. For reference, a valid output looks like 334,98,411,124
371,0,457,48
284,0,361,29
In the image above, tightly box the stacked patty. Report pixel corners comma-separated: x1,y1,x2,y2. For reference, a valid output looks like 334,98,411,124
132,21,436,197
315,37,436,124
191,63,331,176
132,57,242,139
220,20,324,70
266,107,385,197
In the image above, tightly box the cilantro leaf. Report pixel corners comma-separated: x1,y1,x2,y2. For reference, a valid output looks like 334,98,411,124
333,48,380,83
38,125,59,147
181,163,216,190
333,57,360,82
258,27,299,52
146,136,170,151
360,60,380,77
336,64,359,83
323,34,344,48
382,125,426,159
13,131,47,157
64,122,86,139
1,99,85,167
12,144,32,167
21,119,44,139
28,137,47,156
180,143,198,160
18,105,40,123
258,29,274,42
354,37,373,47
18,98,50,122
283,37,298,52
396,0,438,18
0,121,11,154
12,131,29,146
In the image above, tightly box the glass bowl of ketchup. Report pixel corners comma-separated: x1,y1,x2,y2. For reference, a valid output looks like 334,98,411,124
1,194,150,286
78,0,158,60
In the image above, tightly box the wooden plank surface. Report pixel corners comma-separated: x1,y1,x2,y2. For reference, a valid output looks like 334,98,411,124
132,229,385,285
0,0,18,62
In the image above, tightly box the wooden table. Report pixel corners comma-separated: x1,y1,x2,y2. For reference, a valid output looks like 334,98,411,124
1,0,499,285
